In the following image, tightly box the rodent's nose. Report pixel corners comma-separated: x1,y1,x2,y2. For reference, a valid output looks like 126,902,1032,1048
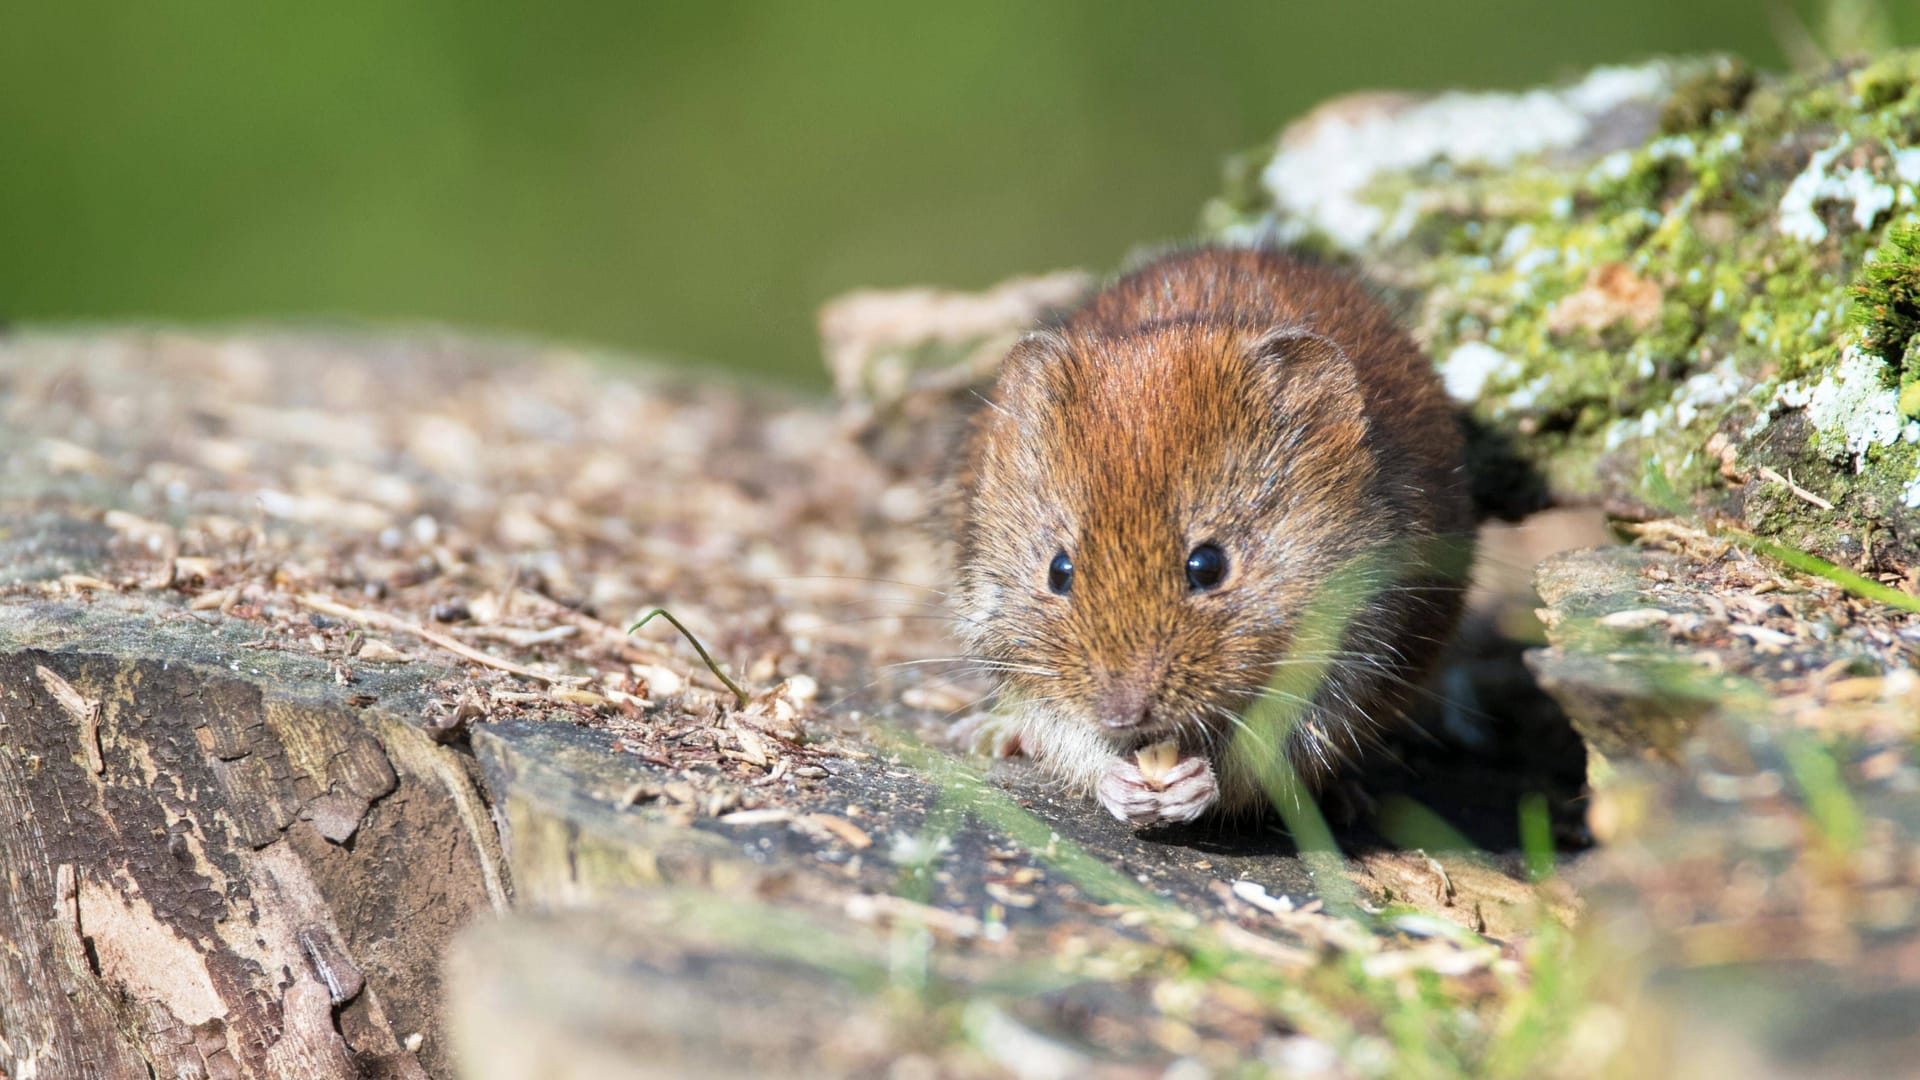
1094,681,1153,730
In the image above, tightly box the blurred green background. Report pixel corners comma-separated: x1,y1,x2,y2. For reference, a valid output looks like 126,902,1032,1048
3,2,1914,385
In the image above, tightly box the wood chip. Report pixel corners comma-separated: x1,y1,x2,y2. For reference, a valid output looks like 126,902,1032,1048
795,813,872,850
984,881,1037,908
843,892,985,939
1823,676,1887,704
1209,920,1314,970
463,624,579,648
902,681,972,713
103,509,171,540
36,665,102,774
728,723,771,768
717,808,794,826
1229,879,1296,916
190,587,236,611
356,640,408,663
631,664,685,697
1731,622,1796,649
549,687,609,708
298,926,366,1005
304,793,369,845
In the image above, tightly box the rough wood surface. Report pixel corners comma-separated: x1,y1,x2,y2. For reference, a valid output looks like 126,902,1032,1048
0,593,499,1079
0,329,1583,1077
1529,541,1920,1076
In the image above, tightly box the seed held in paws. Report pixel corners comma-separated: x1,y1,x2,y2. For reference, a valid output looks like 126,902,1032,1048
1098,751,1219,828
1134,740,1180,790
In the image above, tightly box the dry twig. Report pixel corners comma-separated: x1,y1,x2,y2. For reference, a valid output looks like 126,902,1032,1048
297,593,563,684
1757,465,1835,511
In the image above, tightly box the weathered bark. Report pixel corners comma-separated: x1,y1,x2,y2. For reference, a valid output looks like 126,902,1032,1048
0,594,503,1079
0,329,1582,1076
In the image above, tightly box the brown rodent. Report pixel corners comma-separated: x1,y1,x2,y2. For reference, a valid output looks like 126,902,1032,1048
953,246,1473,828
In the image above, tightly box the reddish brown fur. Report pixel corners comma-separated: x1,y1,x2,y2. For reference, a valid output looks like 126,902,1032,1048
955,247,1473,816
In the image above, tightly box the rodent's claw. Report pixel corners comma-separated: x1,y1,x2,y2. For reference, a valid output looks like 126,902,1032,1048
1098,754,1217,829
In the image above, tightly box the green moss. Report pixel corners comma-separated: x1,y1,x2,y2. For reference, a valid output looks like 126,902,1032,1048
1204,50,1920,562
1215,144,1276,219
1660,56,1755,134
1851,223,1920,375
1850,51,1920,111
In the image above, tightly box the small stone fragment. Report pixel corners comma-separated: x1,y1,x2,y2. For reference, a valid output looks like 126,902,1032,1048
1597,608,1673,631
356,640,407,663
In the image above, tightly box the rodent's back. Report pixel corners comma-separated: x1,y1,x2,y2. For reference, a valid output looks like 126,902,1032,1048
956,246,1473,810
1055,247,1471,543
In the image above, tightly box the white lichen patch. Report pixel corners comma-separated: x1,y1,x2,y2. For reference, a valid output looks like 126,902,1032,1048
1672,362,1748,428
1512,243,1559,279
1603,417,1639,451
1894,145,1920,185
1504,373,1552,413
1440,341,1515,402
1260,63,1673,251
1591,150,1636,184
1497,223,1537,261
1645,134,1698,162
1789,346,1906,460
1777,134,1904,244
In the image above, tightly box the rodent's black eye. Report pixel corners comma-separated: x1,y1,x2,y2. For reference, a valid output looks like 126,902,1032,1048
1185,543,1227,592
1047,551,1074,595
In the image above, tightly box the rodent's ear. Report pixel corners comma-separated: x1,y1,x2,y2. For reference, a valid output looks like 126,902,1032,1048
1248,326,1351,376
1248,327,1370,451
1003,329,1072,377
1249,327,1364,408
990,329,1074,413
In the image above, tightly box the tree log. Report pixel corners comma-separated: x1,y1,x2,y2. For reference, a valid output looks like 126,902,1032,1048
0,594,502,1079
0,328,1576,1076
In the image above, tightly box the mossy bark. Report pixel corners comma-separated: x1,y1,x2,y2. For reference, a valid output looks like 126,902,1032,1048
1205,51,1920,572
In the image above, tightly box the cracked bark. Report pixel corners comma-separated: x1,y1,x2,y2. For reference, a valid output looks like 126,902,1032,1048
0,599,503,1080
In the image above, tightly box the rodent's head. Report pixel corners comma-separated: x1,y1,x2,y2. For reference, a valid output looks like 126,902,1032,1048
957,322,1398,750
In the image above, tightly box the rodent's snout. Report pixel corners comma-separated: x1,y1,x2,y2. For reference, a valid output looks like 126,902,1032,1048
1092,674,1157,732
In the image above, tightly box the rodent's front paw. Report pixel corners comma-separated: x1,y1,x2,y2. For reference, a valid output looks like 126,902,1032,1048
948,711,1024,759
1097,753,1217,828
